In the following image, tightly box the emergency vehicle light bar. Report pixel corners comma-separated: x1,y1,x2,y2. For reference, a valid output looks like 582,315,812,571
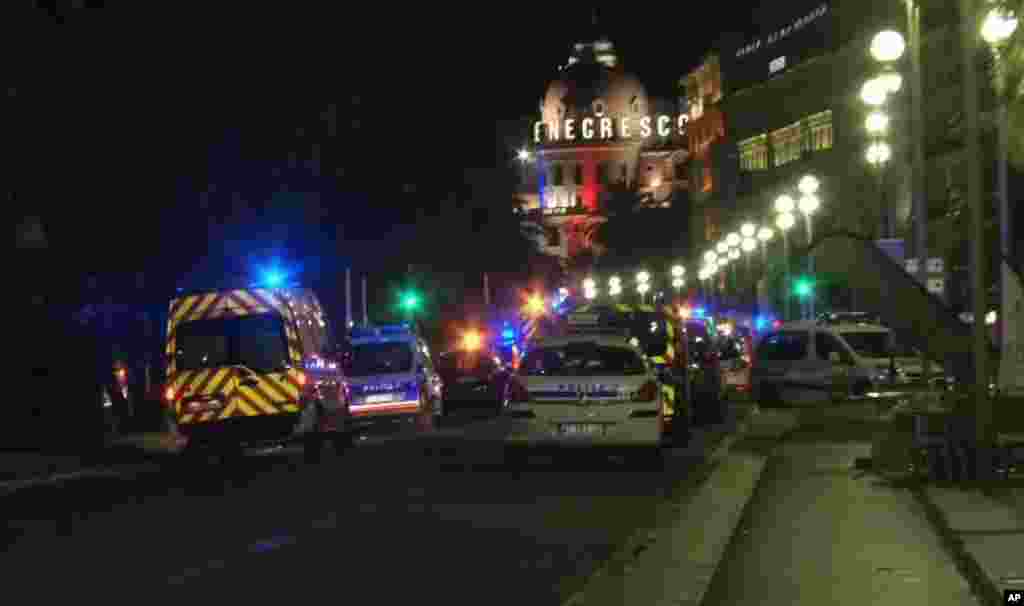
349,323,416,339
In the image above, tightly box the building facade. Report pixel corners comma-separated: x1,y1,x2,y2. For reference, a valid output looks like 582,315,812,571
687,0,1010,309
517,29,690,264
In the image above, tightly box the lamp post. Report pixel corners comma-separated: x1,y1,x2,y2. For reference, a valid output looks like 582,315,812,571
961,0,993,477
798,175,821,319
775,195,796,320
609,275,622,299
867,21,927,285
636,270,651,304
981,5,1018,360
671,265,685,303
776,210,796,321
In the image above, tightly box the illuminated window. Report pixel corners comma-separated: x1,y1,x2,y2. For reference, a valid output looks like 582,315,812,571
738,134,769,171
805,110,833,152
552,164,563,186
574,164,583,186
771,122,802,167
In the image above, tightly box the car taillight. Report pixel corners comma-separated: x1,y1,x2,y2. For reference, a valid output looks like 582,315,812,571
116,368,128,385
634,380,658,402
164,386,178,408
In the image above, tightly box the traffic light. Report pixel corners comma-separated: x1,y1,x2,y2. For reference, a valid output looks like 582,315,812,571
400,291,421,312
793,277,814,298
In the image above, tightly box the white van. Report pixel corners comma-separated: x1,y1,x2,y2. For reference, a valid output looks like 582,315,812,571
750,320,898,405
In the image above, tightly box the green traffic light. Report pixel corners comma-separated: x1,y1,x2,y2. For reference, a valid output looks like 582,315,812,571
793,277,814,298
401,292,421,310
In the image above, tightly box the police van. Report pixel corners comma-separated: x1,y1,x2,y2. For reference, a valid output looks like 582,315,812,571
163,286,350,461
505,310,670,465
344,323,444,432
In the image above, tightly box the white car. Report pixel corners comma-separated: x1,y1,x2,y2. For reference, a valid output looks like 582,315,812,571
505,333,667,464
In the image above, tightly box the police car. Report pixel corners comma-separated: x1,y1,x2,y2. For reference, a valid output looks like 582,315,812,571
505,311,668,464
344,323,444,431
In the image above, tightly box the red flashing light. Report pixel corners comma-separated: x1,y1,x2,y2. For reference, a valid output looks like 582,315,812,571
772,320,783,329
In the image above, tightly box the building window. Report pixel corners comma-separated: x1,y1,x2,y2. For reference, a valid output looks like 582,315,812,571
738,134,769,171
597,162,608,185
551,164,563,186
805,110,833,152
771,122,802,167
574,164,583,186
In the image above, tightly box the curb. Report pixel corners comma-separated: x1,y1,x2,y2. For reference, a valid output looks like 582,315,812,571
912,486,1004,606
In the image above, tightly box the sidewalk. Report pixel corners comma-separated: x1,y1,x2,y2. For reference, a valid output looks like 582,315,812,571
564,402,993,606
562,407,798,606
918,483,1024,603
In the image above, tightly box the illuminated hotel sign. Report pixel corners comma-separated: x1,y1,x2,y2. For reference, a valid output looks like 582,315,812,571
734,4,829,59
534,114,689,144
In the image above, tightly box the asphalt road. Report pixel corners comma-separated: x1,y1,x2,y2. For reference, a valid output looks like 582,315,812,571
2,405,747,605
701,407,979,606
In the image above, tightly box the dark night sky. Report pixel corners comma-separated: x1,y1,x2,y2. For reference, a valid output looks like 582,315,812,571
17,4,761,286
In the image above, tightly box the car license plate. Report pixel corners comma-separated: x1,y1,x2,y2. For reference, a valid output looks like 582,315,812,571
365,394,395,404
558,423,605,436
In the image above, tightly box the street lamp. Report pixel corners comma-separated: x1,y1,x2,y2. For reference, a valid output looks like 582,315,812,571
776,211,796,321
703,250,717,264
866,141,892,166
774,194,795,214
741,223,757,239
981,6,1018,44
636,271,651,303
797,175,820,196
865,111,890,135
716,241,729,254
860,78,890,106
671,265,685,278
517,149,531,162
609,275,622,298
870,30,907,62
726,232,741,248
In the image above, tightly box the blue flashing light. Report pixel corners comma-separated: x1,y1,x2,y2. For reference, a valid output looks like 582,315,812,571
754,316,769,331
693,307,706,318
262,269,286,288
501,328,516,341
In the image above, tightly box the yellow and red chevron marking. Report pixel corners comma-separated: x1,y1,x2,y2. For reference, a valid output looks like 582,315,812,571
173,367,303,425
165,289,306,373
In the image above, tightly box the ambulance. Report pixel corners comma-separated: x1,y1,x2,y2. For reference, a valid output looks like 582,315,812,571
162,286,350,461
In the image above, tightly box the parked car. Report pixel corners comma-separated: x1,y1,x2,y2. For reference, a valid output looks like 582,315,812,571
438,349,513,416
